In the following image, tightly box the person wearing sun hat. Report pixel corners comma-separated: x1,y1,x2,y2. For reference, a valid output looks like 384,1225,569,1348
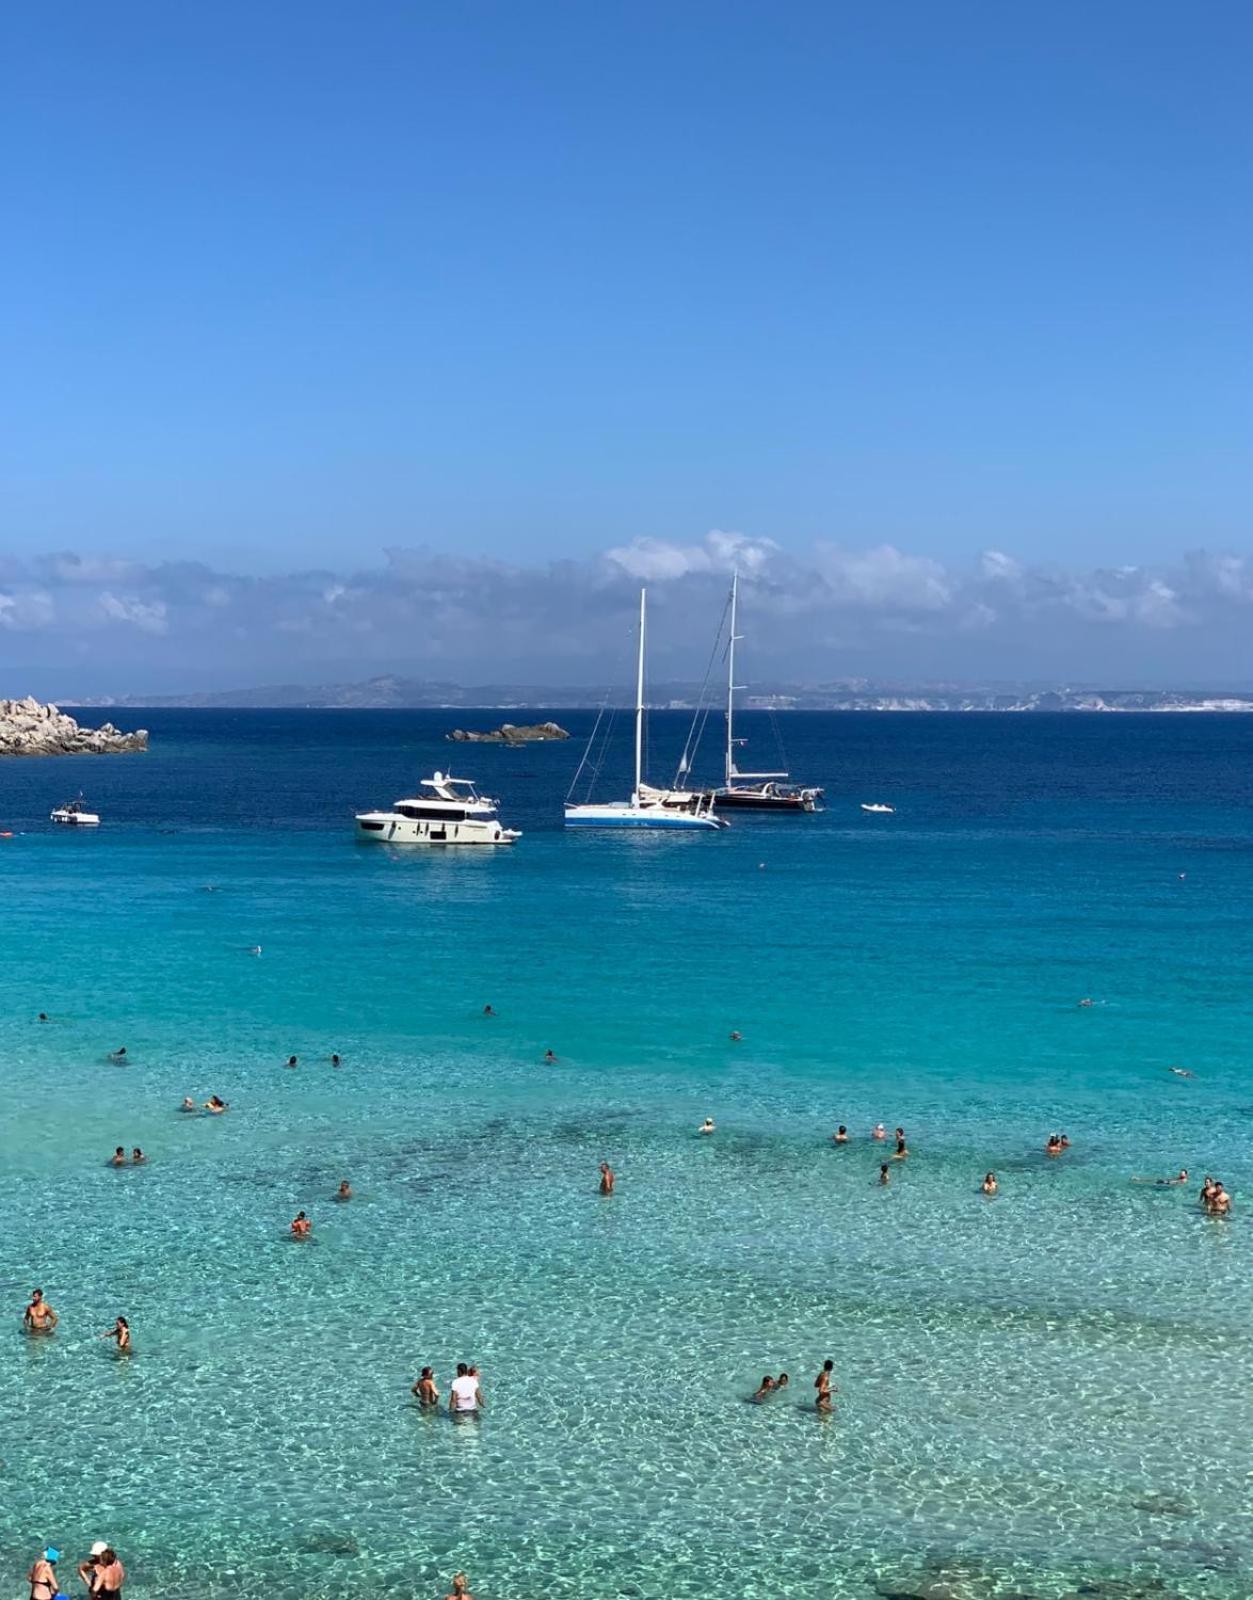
77,1543,108,1591
26,1546,58,1599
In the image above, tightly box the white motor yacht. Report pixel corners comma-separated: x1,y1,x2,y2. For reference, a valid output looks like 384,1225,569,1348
355,772,520,845
50,797,100,826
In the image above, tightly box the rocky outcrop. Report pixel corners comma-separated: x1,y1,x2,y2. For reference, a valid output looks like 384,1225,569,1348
447,721,569,743
0,697,148,756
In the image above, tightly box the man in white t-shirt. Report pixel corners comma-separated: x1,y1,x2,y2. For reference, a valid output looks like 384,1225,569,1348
449,1362,483,1416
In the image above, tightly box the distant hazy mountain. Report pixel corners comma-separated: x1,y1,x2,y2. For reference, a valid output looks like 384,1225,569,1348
67,674,1253,712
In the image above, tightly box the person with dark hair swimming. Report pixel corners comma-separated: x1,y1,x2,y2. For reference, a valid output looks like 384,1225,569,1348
101,1316,131,1353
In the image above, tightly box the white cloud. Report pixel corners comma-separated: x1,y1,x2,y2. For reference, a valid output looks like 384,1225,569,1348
97,591,169,634
4,534,1253,690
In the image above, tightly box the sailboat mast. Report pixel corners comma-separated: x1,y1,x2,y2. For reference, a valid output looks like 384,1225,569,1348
725,571,738,788
634,587,646,801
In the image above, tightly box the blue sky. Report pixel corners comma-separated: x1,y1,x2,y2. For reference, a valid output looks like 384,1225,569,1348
2,1,1251,691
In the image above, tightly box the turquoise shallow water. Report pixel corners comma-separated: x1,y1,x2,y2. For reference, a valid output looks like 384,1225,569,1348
2,710,1253,1600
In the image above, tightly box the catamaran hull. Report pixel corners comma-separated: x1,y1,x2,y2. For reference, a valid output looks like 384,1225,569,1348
564,805,723,831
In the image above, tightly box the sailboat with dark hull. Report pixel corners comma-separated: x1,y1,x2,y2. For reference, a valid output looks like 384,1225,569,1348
709,573,822,814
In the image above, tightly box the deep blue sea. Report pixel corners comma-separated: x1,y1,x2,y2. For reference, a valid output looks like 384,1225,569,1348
2,709,1252,1600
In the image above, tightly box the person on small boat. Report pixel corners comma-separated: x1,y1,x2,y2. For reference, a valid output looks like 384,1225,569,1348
291,1211,312,1238
24,1289,57,1334
101,1316,130,1352
335,1180,352,1201
599,1162,615,1195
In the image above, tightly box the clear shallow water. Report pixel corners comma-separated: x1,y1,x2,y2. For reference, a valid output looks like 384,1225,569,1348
2,710,1252,1600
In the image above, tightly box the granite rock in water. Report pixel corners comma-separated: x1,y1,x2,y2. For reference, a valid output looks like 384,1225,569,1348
0,697,148,756
447,720,569,743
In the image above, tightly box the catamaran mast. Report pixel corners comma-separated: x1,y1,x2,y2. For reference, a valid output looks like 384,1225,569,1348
634,587,646,802
725,571,739,788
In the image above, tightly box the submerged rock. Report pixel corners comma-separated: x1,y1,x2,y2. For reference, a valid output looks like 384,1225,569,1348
447,721,568,743
294,1531,360,1557
0,697,148,756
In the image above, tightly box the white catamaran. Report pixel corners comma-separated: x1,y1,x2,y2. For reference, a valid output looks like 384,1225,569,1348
564,589,725,831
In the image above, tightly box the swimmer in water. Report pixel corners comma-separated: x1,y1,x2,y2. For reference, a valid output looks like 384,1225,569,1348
544,1049,557,1063
1134,1169,1189,1186
483,1005,495,1017
131,1147,145,1165
878,1163,891,1186
872,1122,886,1141
109,1047,127,1063
730,1030,742,1042
598,1161,615,1195
892,1136,908,1160
1078,998,1094,1008
1059,1133,1071,1149
1169,1066,1194,1078
776,1372,789,1391
698,1117,715,1135
981,1172,998,1195
110,1146,128,1167
180,1097,198,1113
285,1055,298,1069
249,945,262,956
1045,1134,1062,1156
37,1012,49,1023
1199,1175,1216,1207
1208,1181,1232,1216
205,1095,227,1113
291,1210,312,1239
335,1180,352,1201
330,1053,341,1068
833,1126,849,1144
444,1574,474,1600
24,1289,57,1334
814,1358,836,1413
751,1375,776,1402
413,1366,440,1406
101,1316,130,1352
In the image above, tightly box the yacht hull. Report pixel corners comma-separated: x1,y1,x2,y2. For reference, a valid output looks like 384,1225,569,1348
355,813,519,845
564,804,722,831
711,786,822,813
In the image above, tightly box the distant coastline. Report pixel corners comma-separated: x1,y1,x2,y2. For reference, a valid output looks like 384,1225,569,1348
63,674,1253,714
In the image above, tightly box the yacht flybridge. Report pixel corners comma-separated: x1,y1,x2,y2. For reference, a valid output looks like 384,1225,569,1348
355,772,520,846
565,589,725,831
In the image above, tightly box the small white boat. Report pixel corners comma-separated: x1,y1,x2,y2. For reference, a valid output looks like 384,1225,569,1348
50,797,100,826
860,802,895,815
355,772,519,846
